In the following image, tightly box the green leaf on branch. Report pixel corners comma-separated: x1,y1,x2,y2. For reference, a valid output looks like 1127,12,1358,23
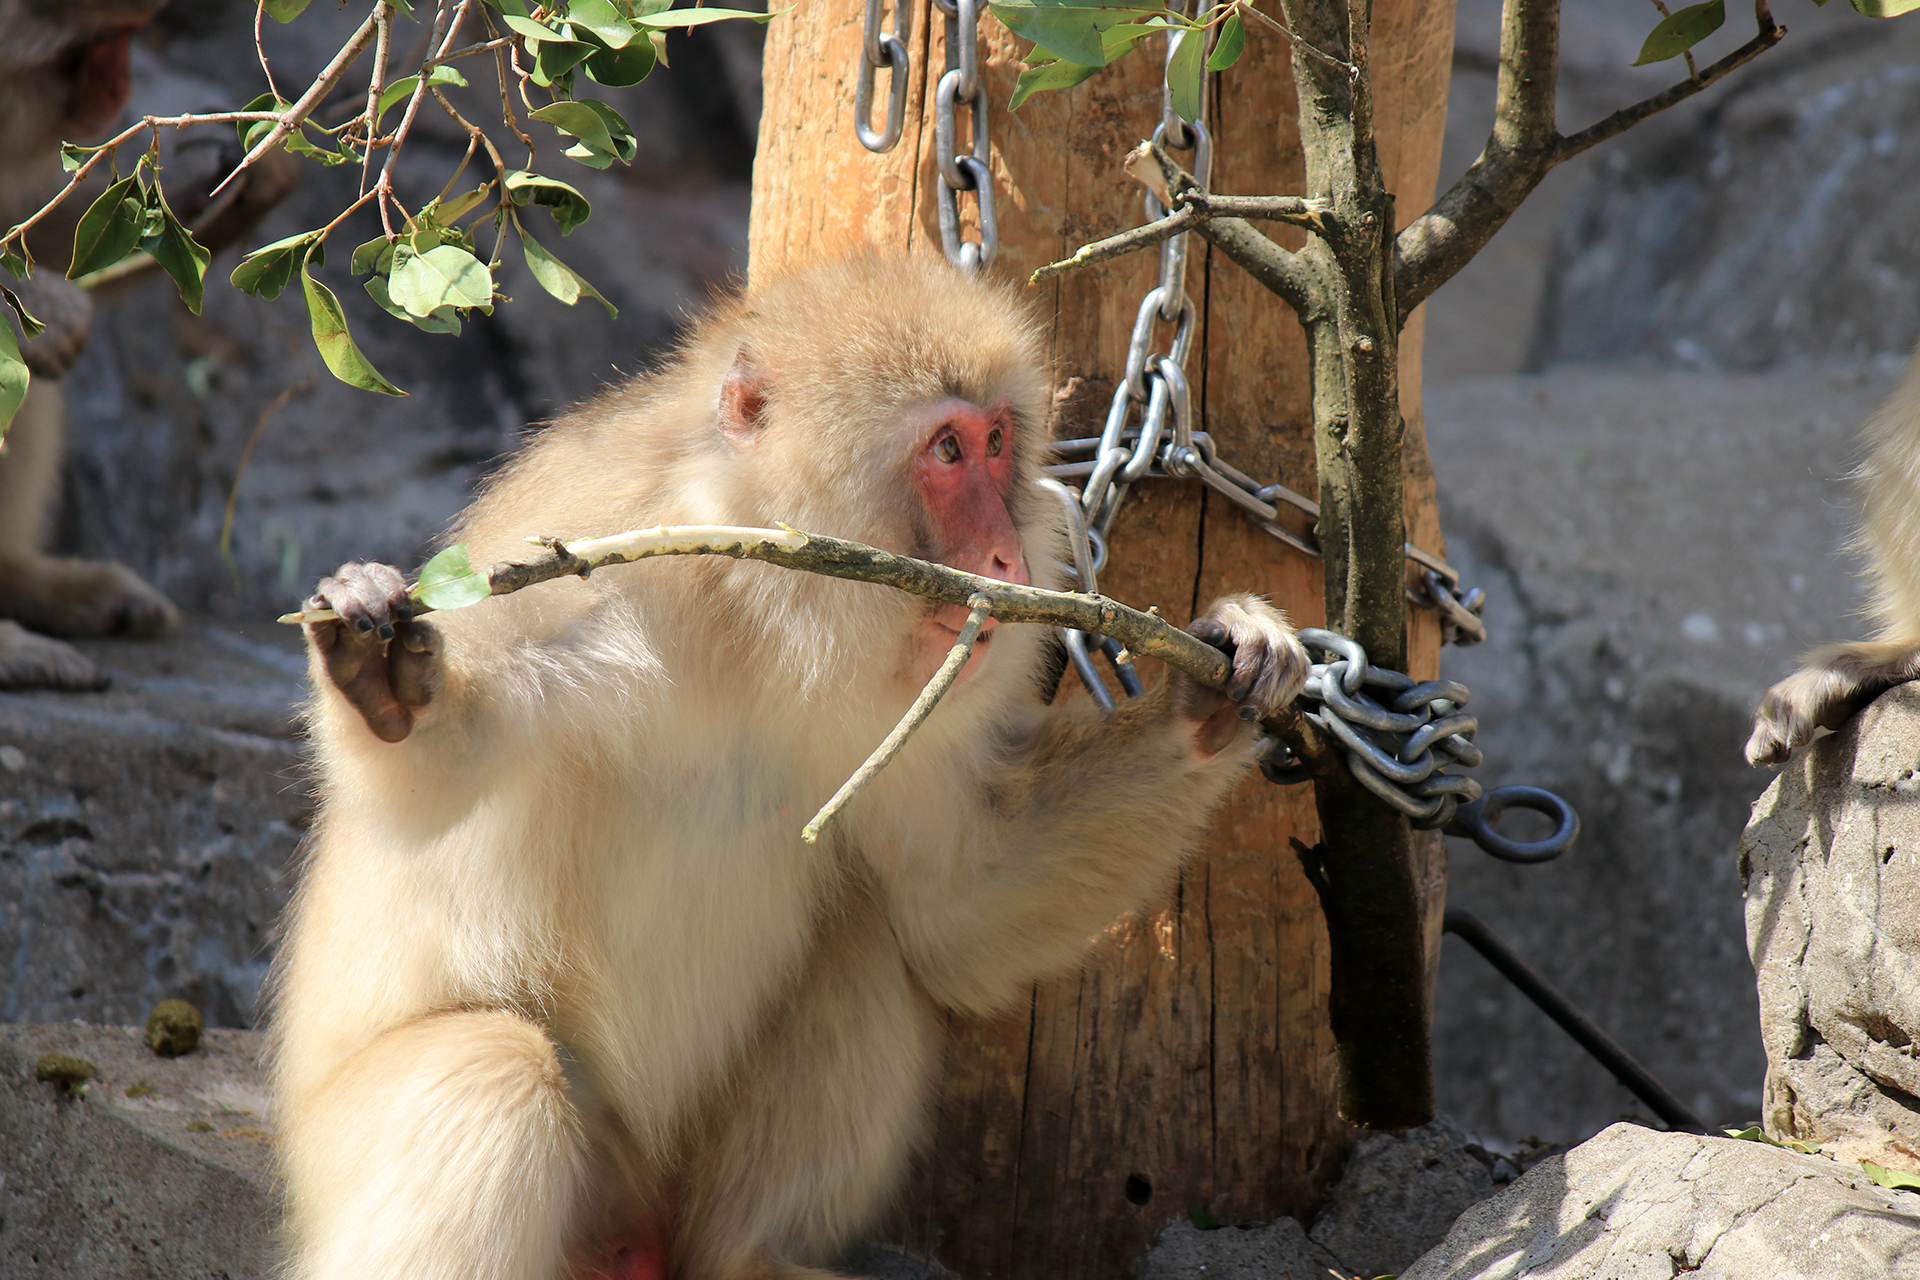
1207,11,1244,70
411,544,493,611
387,244,493,317
504,170,593,234
1632,0,1723,65
583,31,657,85
0,315,27,441
366,272,463,335
350,235,395,276
376,67,470,124
1008,55,1102,109
1848,0,1920,13
232,231,322,299
60,144,97,173
989,0,1162,69
139,184,212,315
637,6,781,26
263,0,312,20
1864,1160,1920,1192
1166,25,1203,124
566,0,642,46
301,255,406,396
68,175,147,279
519,227,617,317
2,286,45,340
530,99,637,168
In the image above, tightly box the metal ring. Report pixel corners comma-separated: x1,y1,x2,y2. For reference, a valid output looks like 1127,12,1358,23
1391,679,1471,713
1064,628,1116,712
1446,785,1581,863
1316,710,1437,784
1342,748,1446,820
954,0,980,102
935,69,991,189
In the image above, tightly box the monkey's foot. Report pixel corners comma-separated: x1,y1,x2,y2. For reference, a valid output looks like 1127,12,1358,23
0,620,108,691
0,554,180,639
1746,638,1920,766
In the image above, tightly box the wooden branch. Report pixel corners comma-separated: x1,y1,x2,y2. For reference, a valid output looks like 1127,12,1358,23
1030,205,1203,283
1394,0,1784,317
280,522,1333,836
803,595,992,844
1130,138,1315,315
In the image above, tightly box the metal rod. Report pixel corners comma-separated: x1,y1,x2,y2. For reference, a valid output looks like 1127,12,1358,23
1443,909,1709,1133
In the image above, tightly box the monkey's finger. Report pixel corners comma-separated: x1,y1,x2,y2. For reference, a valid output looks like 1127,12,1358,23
391,622,442,709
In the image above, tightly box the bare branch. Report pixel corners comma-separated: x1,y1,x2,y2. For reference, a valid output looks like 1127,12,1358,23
211,6,384,198
1394,0,1783,317
1234,0,1352,73
1132,137,1315,313
1179,193,1330,227
1031,206,1203,282
804,595,992,843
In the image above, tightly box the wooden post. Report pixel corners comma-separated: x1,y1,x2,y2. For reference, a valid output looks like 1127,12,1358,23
752,2,1455,1273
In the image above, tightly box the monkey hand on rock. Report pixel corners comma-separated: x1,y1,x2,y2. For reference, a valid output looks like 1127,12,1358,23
304,562,441,744
1176,594,1310,758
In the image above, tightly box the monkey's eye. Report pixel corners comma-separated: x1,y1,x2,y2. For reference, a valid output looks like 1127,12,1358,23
986,427,1003,457
934,435,963,464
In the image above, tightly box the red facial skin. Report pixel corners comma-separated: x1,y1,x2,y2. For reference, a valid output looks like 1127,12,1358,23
909,397,1029,684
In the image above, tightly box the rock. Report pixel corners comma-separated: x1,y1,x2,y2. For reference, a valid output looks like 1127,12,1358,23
1428,363,1886,1150
1741,682,1920,1171
1137,1216,1341,1280
1135,1117,1500,1279
1399,1122,1920,1279
0,1023,274,1279
1529,9,1920,370
0,624,309,1028
1307,1117,1497,1276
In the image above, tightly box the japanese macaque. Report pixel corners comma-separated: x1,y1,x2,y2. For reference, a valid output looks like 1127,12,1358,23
273,255,1307,1280
0,0,177,689
1748,352,1920,765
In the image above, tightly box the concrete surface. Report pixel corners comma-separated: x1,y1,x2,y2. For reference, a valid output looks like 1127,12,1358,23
1741,681,1920,1172
0,624,308,1028
1399,1122,1920,1280
0,1022,274,1280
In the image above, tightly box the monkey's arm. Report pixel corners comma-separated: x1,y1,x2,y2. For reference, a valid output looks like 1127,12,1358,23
882,595,1305,1014
1746,639,1920,765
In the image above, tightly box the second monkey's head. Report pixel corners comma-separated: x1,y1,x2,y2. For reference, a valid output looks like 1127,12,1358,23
685,254,1062,697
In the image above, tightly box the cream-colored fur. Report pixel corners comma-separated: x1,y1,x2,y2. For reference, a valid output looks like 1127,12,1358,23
1748,350,1920,764
273,256,1306,1279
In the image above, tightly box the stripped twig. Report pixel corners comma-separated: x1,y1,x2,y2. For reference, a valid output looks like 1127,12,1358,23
803,595,993,843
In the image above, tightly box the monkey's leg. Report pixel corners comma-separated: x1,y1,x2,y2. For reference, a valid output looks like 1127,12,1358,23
278,1010,588,1280
1746,638,1920,765
0,381,179,647
674,891,939,1280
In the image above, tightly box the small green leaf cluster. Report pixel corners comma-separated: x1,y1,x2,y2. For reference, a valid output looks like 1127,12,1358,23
996,0,1244,118
0,0,777,430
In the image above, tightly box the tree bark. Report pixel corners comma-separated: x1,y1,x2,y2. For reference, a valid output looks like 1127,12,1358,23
751,0,1454,1270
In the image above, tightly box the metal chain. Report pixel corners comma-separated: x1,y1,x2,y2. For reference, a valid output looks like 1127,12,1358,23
1257,631,1580,860
931,0,997,273
853,0,912,152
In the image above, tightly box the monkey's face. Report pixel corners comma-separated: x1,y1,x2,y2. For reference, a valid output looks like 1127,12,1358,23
906,395,1031,685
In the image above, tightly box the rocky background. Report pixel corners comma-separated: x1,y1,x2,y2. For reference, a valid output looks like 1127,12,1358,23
5,0,1919,1168
1426,0,1920,1150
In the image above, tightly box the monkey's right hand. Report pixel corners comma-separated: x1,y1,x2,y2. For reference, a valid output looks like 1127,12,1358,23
305,562,442,744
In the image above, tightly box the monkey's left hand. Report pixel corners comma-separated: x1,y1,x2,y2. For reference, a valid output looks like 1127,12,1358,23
304,562,442,743
1174,594,1309,759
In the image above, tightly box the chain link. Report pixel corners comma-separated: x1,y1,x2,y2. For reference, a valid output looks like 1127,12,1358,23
1256,631,1580,860
853,0,912,152
932,0,998,273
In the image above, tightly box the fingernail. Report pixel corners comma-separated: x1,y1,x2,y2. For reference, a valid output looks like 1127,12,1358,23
354,618,373,634
1238,705,1260,722
378,623,395,641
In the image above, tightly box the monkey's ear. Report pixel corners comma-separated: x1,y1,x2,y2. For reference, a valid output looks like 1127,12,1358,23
717,346,772,448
